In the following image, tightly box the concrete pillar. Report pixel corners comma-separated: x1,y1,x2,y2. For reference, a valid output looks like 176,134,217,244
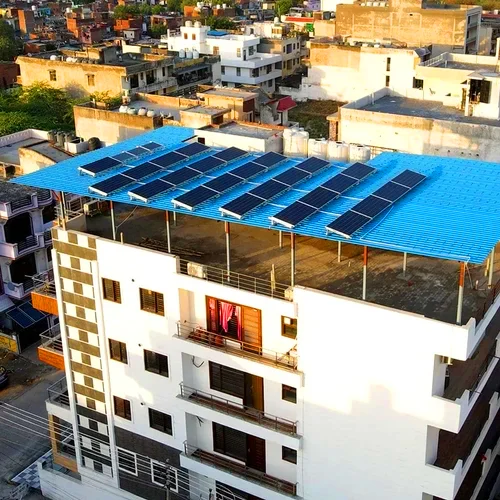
338,241,342,263
110,201,116,241
165,211,171,253
173,211,177,227
488,247,495,288
362,246,368,301
279,230,283,249
60,192,67,230
290,232,296,286
457,262,465,325
403,252,408,276
225,221,230,277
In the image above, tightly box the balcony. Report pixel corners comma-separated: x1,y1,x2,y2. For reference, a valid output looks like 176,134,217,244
176,322,298,372
38,325,64,370
183,442,297,498
0,234,44,259
4,278,35,300
48,377,70,408
31,269,58,315
179,383,298,436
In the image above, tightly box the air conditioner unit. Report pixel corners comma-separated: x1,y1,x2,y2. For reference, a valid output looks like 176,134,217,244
84,200,100,217
187,262,207,279
440,356,453,366
284,286,294,301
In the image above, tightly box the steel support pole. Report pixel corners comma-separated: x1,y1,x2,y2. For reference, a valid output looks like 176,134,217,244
279,230,283,249
165,211,171,253
110,201,116,241
225,221,230,277
488,247,495,288
60,191,67,230
456,262,465,325
362,246,368,300
173,211,177,227
338,241,342,263
403,252,408,276
290,232,296,286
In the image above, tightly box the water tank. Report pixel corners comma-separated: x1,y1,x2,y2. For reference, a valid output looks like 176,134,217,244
349,143,370,162
274,16,279,24
185,50,193,59
192,49,199,59
146,109,156,118
308,139,327,159
119,105,128,113
283,128,294,156
194,21,202,28
88,137,101,151
179,49,186,58
55,131,64,148
137,107,147,116
48,130,57,144
127,107,137,115
289,130,308,157
222,3,227,7
327,141,349,161
64,132,75,143
185,20,193,27
50,54,58,61
216,4,221,8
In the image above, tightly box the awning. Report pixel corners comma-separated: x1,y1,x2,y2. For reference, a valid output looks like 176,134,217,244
7,301,47,329
277,96,297,112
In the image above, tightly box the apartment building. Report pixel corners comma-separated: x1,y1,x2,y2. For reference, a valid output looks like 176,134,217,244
335,0,482,56
164,21,283,92
17,45,177,97
280,38,427,102
15,126,500,500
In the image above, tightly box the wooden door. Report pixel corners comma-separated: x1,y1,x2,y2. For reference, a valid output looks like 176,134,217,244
244,374,264,412
242,306,262,350
247,435,266,473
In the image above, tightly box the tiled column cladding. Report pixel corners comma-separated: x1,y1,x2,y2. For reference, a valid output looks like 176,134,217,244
52,227,114,477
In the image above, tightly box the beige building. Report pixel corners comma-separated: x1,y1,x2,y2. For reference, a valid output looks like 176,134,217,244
17,45,177,98
335,0,481,56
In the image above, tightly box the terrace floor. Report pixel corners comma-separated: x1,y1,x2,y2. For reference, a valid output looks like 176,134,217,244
86,203,500,326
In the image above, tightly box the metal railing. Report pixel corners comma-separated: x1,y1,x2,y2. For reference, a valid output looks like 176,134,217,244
39,325,63,353
17,235,38,252
176,322,298,371
31,269,56,296
44,229,53,244
47,377,70,407
475,277,500,325
183,442,298,496
10,196,32,212
179,383,298,435
179,259,291,301
37,189,52,203
468,343,497,400
420,53,447,67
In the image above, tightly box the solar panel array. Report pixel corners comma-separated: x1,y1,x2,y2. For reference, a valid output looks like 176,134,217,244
172,152,286,210
269,163,376,228
326,169,426,239
220,157,329,219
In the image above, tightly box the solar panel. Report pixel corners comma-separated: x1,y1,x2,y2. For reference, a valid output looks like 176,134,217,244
111,151,135,162
160,167,198,186
299,186,339,209
125,162,161,181
128,179,172,202
79,157,121,176
342,162,376,180
274,168,310,186
188,156,225,174
176,142,209,157
150,151,186,169
295,157,329,174
231,162,266,180
220,193,264,219
213,147,246,162
322,175,358,194
173,186,217,210
204,173,241,193
89,174,134,196
253,152,286,168
19,301,45,322
326,169,426,238
269,203,317,228
7,308,33,328
127,146,149,157
142,142,162,151
250,180,285,200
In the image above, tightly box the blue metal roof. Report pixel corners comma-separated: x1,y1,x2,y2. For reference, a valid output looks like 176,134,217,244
11,127,500,264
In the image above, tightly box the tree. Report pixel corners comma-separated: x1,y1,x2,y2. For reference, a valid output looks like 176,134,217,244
152,4,166,14
206,16,236,30
113,4,140,19
138,3,152,15
0,20,17,61
149,24,169,37
167,0,182,12
276,0,293,16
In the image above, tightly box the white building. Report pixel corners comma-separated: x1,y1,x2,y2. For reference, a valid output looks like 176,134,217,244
164,21,283,92
16,129,500,500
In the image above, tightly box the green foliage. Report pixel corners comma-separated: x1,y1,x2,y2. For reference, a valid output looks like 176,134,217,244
138,4,152,15
167,0,182,11
113,4,142,19
0,20,18,61
205,16,235,30
152,4,166,14
89,91,122,108
276,0,292,16
150,24,169,37
0,82,77,135
181,0,198,9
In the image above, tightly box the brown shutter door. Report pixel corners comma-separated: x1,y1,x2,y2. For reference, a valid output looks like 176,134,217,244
247,435,266,472
242,307,261,348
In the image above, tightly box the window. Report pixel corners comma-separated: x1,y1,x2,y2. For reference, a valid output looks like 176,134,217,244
144,350,169,377
213,46,219,55
88,419,98,432
49,70,56,81
386,57,391,72
236,48,241,58
249,46,255,56
151,461,179,492
87,74,95,86
162,67,166,77
183,33,188,39
282,446,297,464
94,461,103,473
413,77,424,90
192,33,196,40
282,317,297,339
385,75,390,87
103,278,121,303
118,448,137,475
213,422,246,462
140,288,164,315
114,396,132,420
282,384,297,403
236,67,241,77
91,441,100,453
209,362,244,398
109,339,128,364
149,408,173,435
221,66,225,75
480,80,492,103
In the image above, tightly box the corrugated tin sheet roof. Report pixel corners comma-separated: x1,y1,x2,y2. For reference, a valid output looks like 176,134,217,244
11,126,500,264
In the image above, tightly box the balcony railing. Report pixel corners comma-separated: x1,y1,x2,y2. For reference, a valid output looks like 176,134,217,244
40,326,62,353
17,235,39,253
179,259,291,301
475,277,500,325
48,377,70,407
32,269,56,296
176,322,298,371
179,383,298,435
44,229,53,244
10,196,32,212
183,442,298,497
37,190,52,203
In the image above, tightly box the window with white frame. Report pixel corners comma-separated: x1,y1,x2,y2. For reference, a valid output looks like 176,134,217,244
117,448,138,476
151,460,178,492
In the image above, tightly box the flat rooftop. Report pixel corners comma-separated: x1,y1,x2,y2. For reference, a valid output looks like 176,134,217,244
202,122,281,139
0,180,45,204
433,61,500,73
358,95,500,128
0,138,71,166
200,88,257,100
183,105,229,116
110,100,182,120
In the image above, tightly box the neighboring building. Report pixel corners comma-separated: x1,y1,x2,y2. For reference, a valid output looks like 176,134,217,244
0,62,19,90
197,86,258,121
335,0,482,56
280,38,428,102
13,127,500,500
164,21,283,92
17,45,177,97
